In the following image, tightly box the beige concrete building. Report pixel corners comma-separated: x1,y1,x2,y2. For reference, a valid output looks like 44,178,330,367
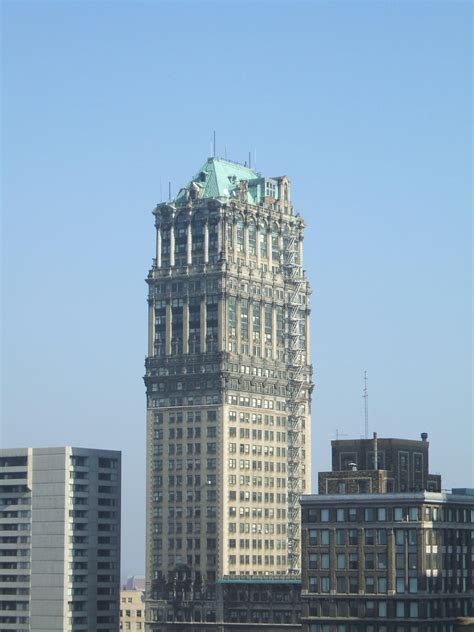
144,157,313,627
120,590,145,630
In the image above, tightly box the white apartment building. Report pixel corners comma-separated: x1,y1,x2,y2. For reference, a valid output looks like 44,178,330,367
0,446,121,631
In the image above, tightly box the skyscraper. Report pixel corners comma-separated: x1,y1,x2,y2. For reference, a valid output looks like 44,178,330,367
0,447,121,632
145,157,313,627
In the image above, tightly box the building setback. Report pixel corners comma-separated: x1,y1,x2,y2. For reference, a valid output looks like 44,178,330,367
300,435,474,632
0,447,121,632
144,157,313,627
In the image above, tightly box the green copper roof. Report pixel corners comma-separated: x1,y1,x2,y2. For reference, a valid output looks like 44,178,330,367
176,157,273,205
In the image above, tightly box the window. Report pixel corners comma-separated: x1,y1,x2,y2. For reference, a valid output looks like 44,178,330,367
308,529,317,545
321,509,329,522
336,529,345,545
321,576,330,593
336,576,346,593
321,530,330,545
378,577,387,593
349,576,358,593
309,576,317,592
308,553,318,569
337,553,345,570
348,529,358,545
321,553,330,569
336,508,345,522
377,552,387,570
365,529,375,545
394,507,404,521
365,576,375,594
365,553,374,570
349,553,358,570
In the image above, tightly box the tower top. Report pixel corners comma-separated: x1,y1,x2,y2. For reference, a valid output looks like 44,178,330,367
174,157,286,206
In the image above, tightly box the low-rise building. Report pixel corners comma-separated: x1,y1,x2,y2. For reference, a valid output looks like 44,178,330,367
120,589,145,630
300,433,473,632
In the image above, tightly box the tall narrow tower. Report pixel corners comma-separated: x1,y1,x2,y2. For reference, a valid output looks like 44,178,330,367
145,157,313,626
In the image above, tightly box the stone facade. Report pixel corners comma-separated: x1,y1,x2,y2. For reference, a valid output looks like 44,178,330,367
144,157,313,628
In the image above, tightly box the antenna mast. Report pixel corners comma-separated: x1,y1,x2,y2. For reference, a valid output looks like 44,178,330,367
363,371,368,439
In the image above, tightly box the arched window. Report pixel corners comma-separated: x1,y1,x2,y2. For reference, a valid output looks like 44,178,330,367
192,213,204,264
226,222,233,251
271,224,279,261
236,218,244,253
248,221,256,256
259,221,268,258
174,214,188,266
208,221,218,261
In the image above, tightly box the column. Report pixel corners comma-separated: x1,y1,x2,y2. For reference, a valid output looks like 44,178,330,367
236,298,241,354
305,310,311,361
387,528,396,595
183,301,189,354
248,299,253,353
256,224,261,269
204,222,209,264
169,224,175,267
272,304,277,360
221,217,227,260
260,301,265,358
267,228,273,269
278,231,284,267
156,226,162,269
186,223,192,265
148,299,154,356
200,300,207,353
217,219,223,258
232,220,237,258
165,303,172,356
218,296,225,352
298,234,304,268
244,222,249,266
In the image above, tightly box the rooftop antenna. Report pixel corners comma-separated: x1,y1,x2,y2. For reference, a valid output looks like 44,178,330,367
363,370,369,439
335,429,348,441
213,131,216,158
168,181,171,202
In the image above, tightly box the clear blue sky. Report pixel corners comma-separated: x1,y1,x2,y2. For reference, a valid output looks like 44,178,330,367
2,1,472,578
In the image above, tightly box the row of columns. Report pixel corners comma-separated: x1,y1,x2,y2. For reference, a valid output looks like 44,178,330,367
148,296,310,359
155,218,303,269
156,222,219,268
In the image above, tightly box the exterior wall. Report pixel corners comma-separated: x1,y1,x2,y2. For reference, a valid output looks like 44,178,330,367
145,158,313,626
0,447,121,632
300,492,474,632
120,590,145,630
319,469,390,495
330,436,439,493
30,448,68,631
